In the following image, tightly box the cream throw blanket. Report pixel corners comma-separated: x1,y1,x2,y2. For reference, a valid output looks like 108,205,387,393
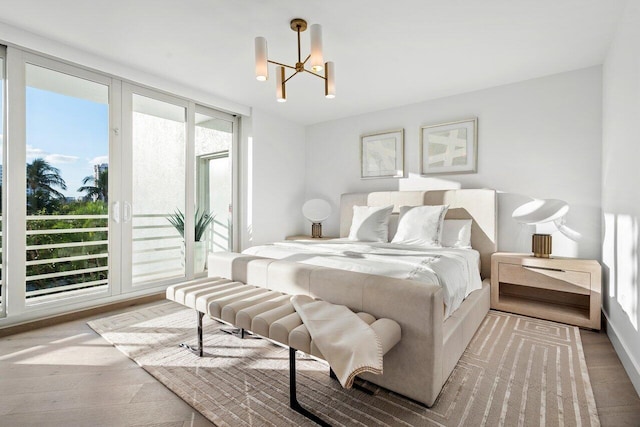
291,295,383,389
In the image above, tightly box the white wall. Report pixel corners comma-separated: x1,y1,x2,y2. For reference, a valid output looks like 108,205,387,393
241,109,306,249
305,67,603,260
602,0,640,394
0,21,249,117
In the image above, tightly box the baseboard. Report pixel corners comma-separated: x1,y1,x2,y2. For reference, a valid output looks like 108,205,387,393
603,310,640,396
0,292,165,338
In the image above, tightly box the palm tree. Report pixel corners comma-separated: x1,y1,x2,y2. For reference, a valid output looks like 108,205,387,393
78,168,108,202
26,158,67,214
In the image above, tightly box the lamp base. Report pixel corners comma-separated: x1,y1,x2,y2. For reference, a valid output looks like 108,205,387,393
532,234,552,258
311,223,322,238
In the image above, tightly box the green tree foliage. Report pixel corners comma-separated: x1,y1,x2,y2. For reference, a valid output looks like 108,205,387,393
78,168,108,202
26,158,67,214
26,201,108,294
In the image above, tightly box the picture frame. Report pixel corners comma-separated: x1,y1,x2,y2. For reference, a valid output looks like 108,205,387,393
360,129,404,179
420,118,478,175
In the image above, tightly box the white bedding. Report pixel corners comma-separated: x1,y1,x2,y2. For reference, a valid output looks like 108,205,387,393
242,239,483,318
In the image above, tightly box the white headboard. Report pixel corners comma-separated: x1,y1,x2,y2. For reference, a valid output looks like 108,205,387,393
340,189,497,279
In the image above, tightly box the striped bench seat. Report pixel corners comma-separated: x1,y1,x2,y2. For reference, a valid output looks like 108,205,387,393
166,277,401,425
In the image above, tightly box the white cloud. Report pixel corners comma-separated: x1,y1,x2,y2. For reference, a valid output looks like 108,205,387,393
26,145,46,159
45,154,79,164
26,145,78,164
88,155,109,165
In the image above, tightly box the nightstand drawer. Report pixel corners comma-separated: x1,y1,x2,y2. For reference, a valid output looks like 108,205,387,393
498,263,591,295
491,253,601,330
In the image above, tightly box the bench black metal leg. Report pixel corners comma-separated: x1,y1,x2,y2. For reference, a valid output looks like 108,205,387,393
179,310,204,357
290,348,331,427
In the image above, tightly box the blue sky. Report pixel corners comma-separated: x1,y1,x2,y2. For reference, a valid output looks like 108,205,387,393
25,88,108,198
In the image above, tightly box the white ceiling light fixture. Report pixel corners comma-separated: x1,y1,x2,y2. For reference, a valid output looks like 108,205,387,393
255,18,335,102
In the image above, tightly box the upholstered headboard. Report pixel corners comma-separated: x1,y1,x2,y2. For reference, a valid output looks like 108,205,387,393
340,189,497,279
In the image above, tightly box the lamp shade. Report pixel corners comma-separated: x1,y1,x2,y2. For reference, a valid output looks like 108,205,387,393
310,24,324,72
512,199,569,225
302,199,332,222
324,61,335,98
255,37,268,81
276,66,286,102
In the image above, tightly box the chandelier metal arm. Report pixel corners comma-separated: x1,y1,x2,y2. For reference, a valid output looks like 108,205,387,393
267,59,297,71
283,71,300,84
297,26,302,63
255,18,335,100
303,68,327,80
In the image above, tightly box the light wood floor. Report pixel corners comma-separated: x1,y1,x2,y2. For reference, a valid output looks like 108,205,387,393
580,328,640,426
0,302,638,426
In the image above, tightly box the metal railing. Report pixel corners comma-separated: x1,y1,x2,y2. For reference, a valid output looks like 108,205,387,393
6,213,231,303
131,214,183,284
24,213,185,301
26,214,109,301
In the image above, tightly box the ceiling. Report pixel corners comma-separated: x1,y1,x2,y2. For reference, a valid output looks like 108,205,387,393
0,0,628,125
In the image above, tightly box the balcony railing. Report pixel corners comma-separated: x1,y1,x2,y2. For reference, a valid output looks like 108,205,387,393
0,213,230,304
132,214,183,284
26,214,109,303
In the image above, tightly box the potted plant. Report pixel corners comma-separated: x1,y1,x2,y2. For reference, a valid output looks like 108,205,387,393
167,208,215,272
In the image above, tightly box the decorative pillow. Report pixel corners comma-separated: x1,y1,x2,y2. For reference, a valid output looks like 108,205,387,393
348,205,394,242
441,219,473,248
391,205,448,247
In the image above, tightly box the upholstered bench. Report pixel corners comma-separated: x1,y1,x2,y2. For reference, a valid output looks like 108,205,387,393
166,277,401,426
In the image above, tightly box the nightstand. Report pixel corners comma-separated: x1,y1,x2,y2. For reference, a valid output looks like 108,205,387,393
285,235,337,241
491,253,601,330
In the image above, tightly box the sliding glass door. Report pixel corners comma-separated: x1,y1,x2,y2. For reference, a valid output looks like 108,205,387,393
0,47,5,317
23,57,113,305
121,84,188,289
0,46,238,324
195,106,236,273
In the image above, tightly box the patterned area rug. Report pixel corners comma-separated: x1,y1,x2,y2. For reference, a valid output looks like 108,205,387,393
88,302,599,427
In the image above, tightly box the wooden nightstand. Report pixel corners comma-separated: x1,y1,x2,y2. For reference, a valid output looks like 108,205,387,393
285,235,337,241
491,253,601,330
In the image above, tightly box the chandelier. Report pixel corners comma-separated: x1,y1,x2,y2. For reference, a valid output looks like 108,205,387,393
254,18,335,102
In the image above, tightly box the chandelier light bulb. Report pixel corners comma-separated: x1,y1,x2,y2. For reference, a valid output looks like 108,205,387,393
276,66,286,102
325,61,335,98
254,19,334,101
255,37,268,81
310,24,324,72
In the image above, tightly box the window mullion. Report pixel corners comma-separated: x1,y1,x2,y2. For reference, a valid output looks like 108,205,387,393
5,46,27,317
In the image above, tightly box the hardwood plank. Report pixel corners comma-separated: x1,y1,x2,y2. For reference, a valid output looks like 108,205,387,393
0,300,636,426
598,404,640,426
0,292,165,338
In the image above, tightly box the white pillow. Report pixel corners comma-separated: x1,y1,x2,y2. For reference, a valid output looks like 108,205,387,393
391,205,448,247
441,219,473,248
348,205,394,242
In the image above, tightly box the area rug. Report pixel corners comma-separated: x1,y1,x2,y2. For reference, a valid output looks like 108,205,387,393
88,302,599,427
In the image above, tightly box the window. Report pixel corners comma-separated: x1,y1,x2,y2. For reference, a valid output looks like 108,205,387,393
24,63,110,304
0,46,5,315
195,108,236,273
0,47,238,326
130,92,186,285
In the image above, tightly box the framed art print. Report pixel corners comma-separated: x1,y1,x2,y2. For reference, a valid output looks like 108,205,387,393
420,118,477,175
360,129,404,179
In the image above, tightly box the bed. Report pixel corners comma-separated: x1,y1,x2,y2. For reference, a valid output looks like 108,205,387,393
208,189,497,406
243,241,482,318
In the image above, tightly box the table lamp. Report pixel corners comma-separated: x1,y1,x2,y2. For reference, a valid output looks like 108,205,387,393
302,199,332,238
512,199,569,258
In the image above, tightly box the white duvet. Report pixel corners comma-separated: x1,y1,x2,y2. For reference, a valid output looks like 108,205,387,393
243,239,483,318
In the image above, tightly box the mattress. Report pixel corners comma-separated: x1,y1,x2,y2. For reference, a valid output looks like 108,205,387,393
243,239,483,318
